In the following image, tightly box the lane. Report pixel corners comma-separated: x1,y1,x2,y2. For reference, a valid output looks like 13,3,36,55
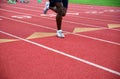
29,34,120,72
79,29,120,43
1,4,120,28
69,7,120,17
1,1,120,44
0,15,120,72
0,9,83,31
0,9,120,43
0,17,56,38
1,4,120,30
1,3,120,23
68,3,120,16
0,37,120,79
0,1,120,78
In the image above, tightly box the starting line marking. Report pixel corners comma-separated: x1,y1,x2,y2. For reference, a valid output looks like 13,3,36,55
85,9,120,14
11,15,32,19
41,12,79,17
66,12,79,15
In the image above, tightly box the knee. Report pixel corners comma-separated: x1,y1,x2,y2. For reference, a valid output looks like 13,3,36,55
62,10,66,16
57,8,66,17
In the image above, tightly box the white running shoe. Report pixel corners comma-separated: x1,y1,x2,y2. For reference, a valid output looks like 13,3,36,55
57,30,65,38
43,8,49,14
43,1,49,14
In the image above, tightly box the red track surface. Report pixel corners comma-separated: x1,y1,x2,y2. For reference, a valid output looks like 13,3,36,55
0,0,120,79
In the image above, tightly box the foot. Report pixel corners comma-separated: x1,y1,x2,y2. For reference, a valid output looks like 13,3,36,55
43,2,49,14
57,30,65,38
43,8,49,14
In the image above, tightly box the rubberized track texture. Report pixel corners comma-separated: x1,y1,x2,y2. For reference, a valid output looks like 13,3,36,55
0,0,120,79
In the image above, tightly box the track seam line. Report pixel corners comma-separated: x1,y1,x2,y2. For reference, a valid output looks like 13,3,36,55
0,15,120,46
0,30,120,76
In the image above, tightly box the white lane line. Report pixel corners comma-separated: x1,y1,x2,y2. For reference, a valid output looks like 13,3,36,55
2,6,120,23
0,15,120,46
11,15,32,19
0,30,120,76
1,8,120,32
3,3,120,18
66,12,79,15
40,12,79,17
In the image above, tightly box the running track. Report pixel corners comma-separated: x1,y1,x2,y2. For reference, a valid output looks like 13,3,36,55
0,0,120,79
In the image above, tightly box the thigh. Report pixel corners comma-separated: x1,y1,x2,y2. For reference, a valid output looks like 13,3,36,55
49,0,62,7
49,0,68,8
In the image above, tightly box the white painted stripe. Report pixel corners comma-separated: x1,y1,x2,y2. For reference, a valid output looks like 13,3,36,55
5,3,118,14
3,4,120,18
109,10,115,12
40,13,79,17
1,8,120,32
2,6,79,16
66,12,79,15
0,30,120,76
11,15,32,19
0,16,120,46
1,6,120,23
1,8,120,31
